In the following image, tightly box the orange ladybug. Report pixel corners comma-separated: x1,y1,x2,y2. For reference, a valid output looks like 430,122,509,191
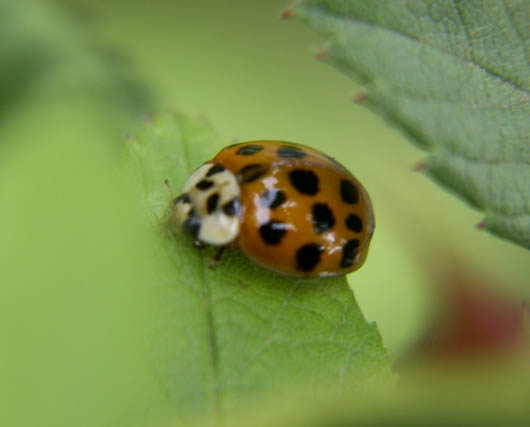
171,141,374,277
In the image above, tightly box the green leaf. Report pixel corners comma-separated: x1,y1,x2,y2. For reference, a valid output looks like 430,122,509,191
127,112,393,420
290,0,530,249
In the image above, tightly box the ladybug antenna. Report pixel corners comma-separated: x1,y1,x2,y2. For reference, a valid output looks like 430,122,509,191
164,178,175,198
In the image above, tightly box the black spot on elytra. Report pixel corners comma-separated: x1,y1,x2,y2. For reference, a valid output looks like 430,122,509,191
345,213,363,233
238,163,268,183
236,145,264,155
296,243,323,271
288,169,319,195
183,210,201,238
174,193,191,206
196,179,214,190
206,193,219,214
260,189,286,209
312,203,335,234
259,221,287,245
222,198,240,216
340,180,358,204
206,164,225,177
340,239,359,268
277,145,306,159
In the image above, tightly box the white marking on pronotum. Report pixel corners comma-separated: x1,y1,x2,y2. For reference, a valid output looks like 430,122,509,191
173,163,241,245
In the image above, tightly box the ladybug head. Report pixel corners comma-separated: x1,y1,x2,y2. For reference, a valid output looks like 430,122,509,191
172,163,241,245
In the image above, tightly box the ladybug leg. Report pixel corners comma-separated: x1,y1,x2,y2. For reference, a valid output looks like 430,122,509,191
209,246,226,269
194,240,205,249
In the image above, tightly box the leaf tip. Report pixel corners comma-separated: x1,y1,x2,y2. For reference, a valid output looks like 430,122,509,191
281,5,295,19
475,221,485,230
281,0,304,19
412,161,426,172
353,91,368,104
281,8,293,19
314,45,329,61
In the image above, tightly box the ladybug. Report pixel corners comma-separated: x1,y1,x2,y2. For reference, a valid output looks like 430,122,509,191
171,141,374,277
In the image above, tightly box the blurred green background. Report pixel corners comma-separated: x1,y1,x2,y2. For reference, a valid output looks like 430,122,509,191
2,0,529,426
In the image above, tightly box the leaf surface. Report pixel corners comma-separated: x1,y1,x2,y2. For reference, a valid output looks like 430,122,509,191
291,0,530,249
127,112,393,419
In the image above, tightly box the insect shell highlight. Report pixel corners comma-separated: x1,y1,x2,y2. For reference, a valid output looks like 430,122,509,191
171,141,374,278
